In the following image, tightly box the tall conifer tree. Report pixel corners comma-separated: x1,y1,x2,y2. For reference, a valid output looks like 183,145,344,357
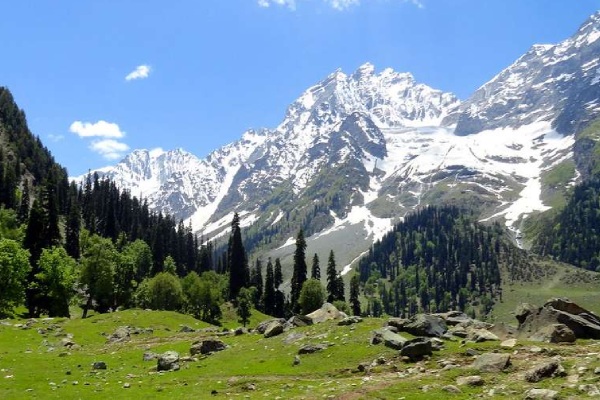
227,212,247,300
311,253,321,280
290,229,307,312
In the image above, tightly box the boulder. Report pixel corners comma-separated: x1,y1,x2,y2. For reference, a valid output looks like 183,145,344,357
530,323,576,343
500,338,517,348
519,304,600,340
370,328,407,350
287,315,313,328
234,327,246,336
107,326,130,343
306,303,347,324
544,298,590,316
387,318,407,330
264,320,285,338
190,339,227,356
338,316,363,326
471,353,510,373
157,351,180,372
434,311,473,326
515,303,538,326
456,375,484,386
401,314,447,337
256,318,286,334
399,337,433,360
524,388,559,400
179,325,195,333
525,360,561,383
298,343,328,355
470,329,499,343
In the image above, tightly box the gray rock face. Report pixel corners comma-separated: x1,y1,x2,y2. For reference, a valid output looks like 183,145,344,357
402,314,447,337
190,339,227,356
157,351,180,372
399,337,433,360
306,303,347,324
471,353,511,373
525,360,561,383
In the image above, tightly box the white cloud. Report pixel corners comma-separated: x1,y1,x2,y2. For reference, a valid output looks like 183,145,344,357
47,133,64,142
258,0,296,9
89,139,130,160
257,0,423,10
125,64,151,81
70,120,125,139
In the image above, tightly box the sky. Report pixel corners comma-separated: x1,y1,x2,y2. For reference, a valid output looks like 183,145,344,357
1,0,599,176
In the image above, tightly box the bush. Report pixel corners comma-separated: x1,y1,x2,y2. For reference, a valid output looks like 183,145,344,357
298,279,325,314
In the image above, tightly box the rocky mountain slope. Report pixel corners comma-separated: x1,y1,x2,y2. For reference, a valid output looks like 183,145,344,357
77,11,600,271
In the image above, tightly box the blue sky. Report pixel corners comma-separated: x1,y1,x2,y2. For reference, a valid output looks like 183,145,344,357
1,0,599,176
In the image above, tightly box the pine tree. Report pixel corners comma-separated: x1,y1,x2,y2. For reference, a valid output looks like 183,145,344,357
349,275,361,316
227,213,247,300
290,229,307,312
263,258,275,316
273,258,285,317
311,253,321,280
18,180,30,223
65,184,81,259
250,258,264,310
326,250,338,303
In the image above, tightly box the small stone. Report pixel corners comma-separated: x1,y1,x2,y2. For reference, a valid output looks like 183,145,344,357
293,355,300,366
123,383,131,388
92,361,107,370
595,367,600,375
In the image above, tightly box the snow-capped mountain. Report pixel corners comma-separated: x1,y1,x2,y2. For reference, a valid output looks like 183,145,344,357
79,11,600,272
448,11,600,136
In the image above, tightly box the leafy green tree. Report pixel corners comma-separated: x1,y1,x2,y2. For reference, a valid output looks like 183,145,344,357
0,239,31,317
236,287,253,327
291,229,307,312
114,252,137,309
298,279,325,315
349,275,361,316
228,213,247,300
0,206,23,241
311,253,321,280
35,247,76,317
163,255,177,275
79,235,117,317
181,271,223,323
148,272,184,311
124,239,154,281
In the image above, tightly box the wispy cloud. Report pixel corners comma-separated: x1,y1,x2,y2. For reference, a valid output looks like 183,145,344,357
89,139,130,160
125,64,151,81
47,133,64,142
69,120,129,160
69,120,125,138
257,0,423,11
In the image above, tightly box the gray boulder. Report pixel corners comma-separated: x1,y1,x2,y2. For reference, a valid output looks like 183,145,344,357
107,326,130,343
92,361,107,370
402,314,447,337
370,328,407,350
338,316,363,326
157,351,180,371
287,315,313,328
143,352,158,361
256,318,286,334
524,388,559,399
471,328,499,343
306,303,347,324
530,323,576,343
471,353,510,373
519,303,600,340
515,303,538,326
387,318,407,330
264,320,285,338
456,375,484,386
190,339,227,356
298,343,328,354
525,360,562,383
399,337,433,360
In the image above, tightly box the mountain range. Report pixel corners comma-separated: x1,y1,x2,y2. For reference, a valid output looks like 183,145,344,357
78,11,600,273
